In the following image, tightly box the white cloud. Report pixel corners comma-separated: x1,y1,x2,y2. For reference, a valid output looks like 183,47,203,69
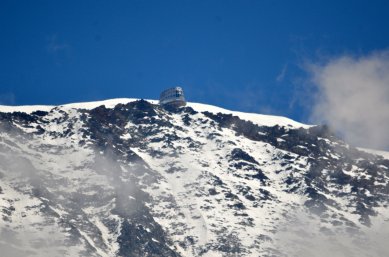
308,50,389,150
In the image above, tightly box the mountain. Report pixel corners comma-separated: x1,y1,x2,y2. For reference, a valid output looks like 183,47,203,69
0,99,388,257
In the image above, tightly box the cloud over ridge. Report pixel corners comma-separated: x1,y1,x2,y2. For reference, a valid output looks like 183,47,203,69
308,50,389,150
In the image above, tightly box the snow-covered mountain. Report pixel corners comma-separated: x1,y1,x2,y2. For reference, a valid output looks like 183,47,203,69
0,99,388,257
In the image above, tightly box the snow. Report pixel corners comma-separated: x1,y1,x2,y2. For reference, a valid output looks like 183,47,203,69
187,102,311,128
0,98,143,114
0,104,54,114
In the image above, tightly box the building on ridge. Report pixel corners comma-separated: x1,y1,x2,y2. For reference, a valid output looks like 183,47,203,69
159,87,186,108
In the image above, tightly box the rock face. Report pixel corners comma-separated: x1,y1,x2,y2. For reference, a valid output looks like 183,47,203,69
0,99,388,257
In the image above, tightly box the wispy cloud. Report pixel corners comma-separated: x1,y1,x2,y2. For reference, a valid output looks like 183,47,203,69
46,34,70,54
0,92,15,105
276,64,288,82
307,50,389,150
273,208,389,257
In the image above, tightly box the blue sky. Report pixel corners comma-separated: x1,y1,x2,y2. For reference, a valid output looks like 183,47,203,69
1,0,389,123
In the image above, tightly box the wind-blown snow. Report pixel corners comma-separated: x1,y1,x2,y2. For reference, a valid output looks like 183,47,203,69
357,147,389,159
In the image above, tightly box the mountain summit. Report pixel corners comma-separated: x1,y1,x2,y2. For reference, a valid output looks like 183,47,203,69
0,99,388,257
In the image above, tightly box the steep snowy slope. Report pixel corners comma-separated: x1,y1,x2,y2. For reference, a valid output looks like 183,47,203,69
0,99,388,257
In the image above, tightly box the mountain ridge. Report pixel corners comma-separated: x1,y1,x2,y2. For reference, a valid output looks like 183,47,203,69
0,98,310,128
0,99,388,257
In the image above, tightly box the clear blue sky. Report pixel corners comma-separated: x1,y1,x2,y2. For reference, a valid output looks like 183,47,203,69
1,0,388,123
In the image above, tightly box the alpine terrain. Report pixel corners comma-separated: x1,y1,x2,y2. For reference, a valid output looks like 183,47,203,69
0,98,388,257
